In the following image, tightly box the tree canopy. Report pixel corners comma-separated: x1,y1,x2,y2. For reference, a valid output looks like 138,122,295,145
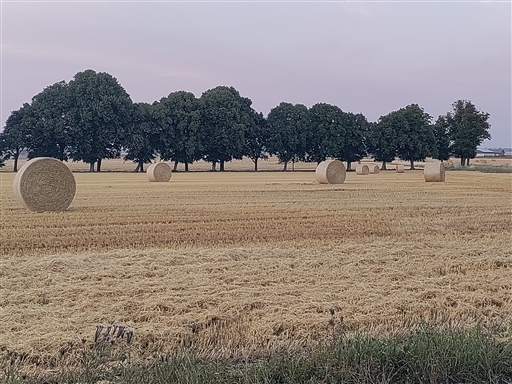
154,91,203,171
123,102,159,172
67,69,133,171
199,86,253,171
432,115,451,161
338,112,368,171
28,81,71,161
267,102,309,171
244,110,270,171
1,103,34,172
1,69,495,173
394,104,435,170
446,100,491,166
368,116,398,170
307,103,347,164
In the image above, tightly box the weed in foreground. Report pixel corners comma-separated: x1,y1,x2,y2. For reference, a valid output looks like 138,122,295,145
4,324,511,384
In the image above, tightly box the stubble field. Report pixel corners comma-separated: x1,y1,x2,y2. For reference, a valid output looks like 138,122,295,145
1,161,511,373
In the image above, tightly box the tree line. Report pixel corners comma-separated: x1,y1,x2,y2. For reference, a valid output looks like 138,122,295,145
0,69,491,172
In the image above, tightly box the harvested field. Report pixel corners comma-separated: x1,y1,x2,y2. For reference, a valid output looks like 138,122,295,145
0,167,511,373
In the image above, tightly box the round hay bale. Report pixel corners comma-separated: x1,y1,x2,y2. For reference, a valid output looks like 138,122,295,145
355,164,370,175
424,161,445,182
369,164,380,174
396,164,405,173
315,160,346,184
13,157,76,212
147,162,172,182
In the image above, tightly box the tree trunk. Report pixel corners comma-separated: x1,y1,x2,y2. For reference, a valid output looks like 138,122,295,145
347,161,352,171
460,157,465,167
185,163,189,172
466,158,471,166
254,158,258,171
381,161,387,170
96,159,102,172
283,161,288,171
89,162,95,172
134,161,144,172
13,150,19,172
410,159,415,170
211,162,217,171
173,160,178,172
220,160,225,171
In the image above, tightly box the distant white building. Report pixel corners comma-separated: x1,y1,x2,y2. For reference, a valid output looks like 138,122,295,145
475,148,505,157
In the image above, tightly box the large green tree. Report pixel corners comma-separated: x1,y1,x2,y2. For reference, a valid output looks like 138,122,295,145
432,115,451,161
199,86,252,171
67,69,133,172
306,103,346,164
368,117,397,170
154,91,203,171
338,112,368,171
394,104,435,170
123,102,159,172
1,103,35,172
244,111,270,171
28,81,71,161
267,102,310,171
446,100,491,166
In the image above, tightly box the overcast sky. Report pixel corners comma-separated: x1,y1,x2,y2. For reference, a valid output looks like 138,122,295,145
1,1,510,147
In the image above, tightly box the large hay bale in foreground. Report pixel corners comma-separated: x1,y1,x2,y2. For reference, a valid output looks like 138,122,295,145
424,162,445,182
355,164,369,175
147,162,172,182
315,160,346,184
369,164,380,174
396,164,405,173
13,157,76,212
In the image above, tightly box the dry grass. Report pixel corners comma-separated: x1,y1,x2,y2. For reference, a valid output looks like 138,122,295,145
0,166,511,374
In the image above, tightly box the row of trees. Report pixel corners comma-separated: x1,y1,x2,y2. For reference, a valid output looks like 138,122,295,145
0,69,491,172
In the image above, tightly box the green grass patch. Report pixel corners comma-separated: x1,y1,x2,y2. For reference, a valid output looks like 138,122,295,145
3,325,511,383
448,165,512,173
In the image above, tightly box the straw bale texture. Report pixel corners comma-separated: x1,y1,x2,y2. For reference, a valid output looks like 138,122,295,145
315,160,346,184
12,157,76,212
396,164,405,173
369,164,380,174
355,164,370,175
147,162,172,182
424,161,445,182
